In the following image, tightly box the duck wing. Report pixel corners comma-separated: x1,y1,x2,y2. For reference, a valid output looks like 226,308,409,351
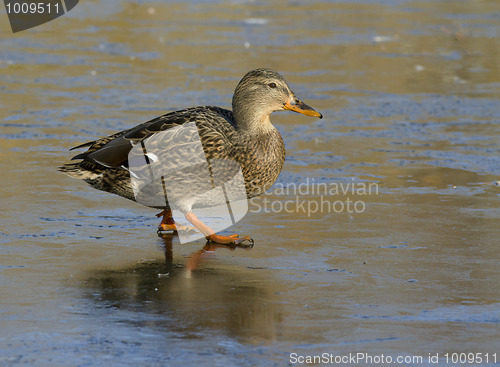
70,106,235,169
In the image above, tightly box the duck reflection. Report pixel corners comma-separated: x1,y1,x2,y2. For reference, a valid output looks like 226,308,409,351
157,232,254,272
82,234,281,344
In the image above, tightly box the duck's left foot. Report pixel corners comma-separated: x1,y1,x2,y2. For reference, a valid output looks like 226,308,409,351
205,234,254,248
157,222,198,233
156,209,174,231
156,209,197,233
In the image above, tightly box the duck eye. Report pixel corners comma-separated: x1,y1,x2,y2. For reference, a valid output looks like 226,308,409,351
268,82,277,89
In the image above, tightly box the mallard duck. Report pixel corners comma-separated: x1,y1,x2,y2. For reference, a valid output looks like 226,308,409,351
59,68,322,245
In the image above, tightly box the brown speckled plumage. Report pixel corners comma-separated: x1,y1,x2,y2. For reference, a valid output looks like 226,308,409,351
60,68,321,243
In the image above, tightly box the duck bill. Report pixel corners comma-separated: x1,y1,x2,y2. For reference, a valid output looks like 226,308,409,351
283,95,323,119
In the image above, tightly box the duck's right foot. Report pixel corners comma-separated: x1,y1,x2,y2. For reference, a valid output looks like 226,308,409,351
205,234,254,248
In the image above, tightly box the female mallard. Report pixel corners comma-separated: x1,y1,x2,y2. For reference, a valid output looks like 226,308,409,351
60,68,322,245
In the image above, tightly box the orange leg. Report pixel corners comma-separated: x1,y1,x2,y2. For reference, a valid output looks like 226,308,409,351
184,211,254,246
156,209,196,233
156,209,176,232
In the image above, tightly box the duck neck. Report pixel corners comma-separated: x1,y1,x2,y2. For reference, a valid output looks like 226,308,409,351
232,102,275,134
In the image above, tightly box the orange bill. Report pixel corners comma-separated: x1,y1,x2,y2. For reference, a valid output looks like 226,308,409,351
284,95,323,119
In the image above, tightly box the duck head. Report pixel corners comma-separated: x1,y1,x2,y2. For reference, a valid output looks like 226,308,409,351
232,68,322,131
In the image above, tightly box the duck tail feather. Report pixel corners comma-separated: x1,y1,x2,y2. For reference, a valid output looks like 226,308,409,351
58,163,102,180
